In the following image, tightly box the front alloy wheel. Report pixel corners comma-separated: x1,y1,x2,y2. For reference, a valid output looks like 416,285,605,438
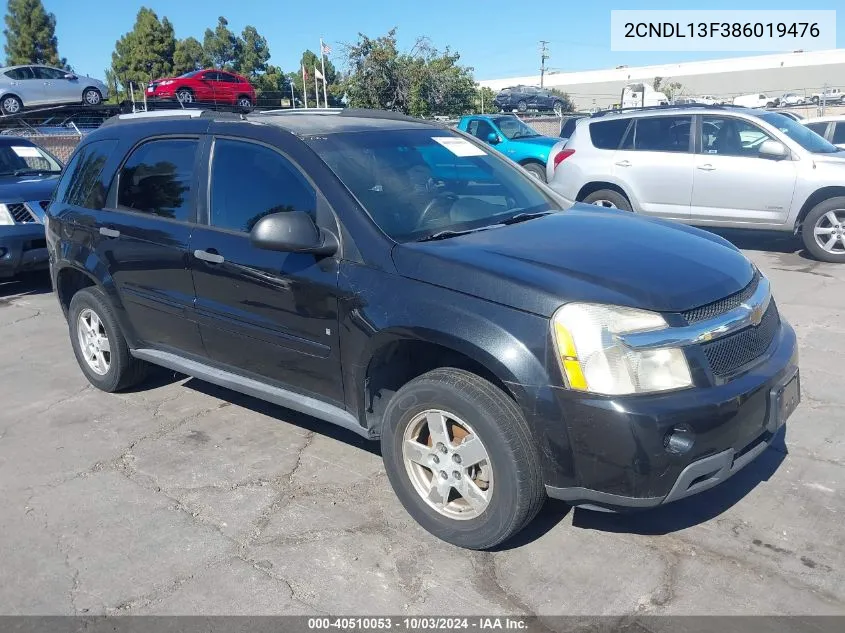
813,210,845,255
403,410,493,520
802,197,845,263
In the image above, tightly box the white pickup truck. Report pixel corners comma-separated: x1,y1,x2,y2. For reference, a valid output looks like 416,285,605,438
811,88,843,104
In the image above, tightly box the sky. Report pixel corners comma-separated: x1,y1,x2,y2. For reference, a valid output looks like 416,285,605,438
2,0,843,81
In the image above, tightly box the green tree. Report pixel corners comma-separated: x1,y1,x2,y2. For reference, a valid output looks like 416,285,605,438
236,26,270,77
253,64,291,106
203,16,239,69
476,86,498,113
111,7,176,91
4,0,64,66
342,28,476,117
291,49,340,106
173,36,204,75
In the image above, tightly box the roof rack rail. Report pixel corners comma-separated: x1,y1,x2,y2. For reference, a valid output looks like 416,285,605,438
101,108,244,127
257,107,436,125
590,103,748,117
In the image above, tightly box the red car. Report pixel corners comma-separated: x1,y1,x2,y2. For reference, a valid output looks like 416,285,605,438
146,69,255,110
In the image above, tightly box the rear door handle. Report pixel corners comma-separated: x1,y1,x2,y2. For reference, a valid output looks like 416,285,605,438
194,249,225,264
697,164,716,171
615,160,631,167
99,227,120,238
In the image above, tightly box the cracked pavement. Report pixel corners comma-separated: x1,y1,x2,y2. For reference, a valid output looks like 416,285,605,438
0,233,843,620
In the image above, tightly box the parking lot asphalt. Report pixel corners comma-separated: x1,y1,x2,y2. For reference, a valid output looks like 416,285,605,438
0,231,843,619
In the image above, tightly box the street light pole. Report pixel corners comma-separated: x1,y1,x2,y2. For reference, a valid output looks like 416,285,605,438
539,40,550,88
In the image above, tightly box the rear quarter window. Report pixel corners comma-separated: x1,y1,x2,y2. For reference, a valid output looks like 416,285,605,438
54,139,118,210
588,118,630,150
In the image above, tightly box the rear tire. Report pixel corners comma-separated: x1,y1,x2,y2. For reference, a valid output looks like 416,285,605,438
583,189,632,211
1,94,23,115
237,96,253,112
522,162,546,182
381,368,545,550
801,197,845,263
68,287,148,392
176,88,194,105
553,100,564,116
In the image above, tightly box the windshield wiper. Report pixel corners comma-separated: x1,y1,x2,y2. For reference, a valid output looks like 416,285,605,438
500,210,554,225
415,225,500,242
13,169,59,176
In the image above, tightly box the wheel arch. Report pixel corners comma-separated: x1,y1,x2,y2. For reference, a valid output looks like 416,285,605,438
576,180,633,205
794,187,845,232
0,91,24,107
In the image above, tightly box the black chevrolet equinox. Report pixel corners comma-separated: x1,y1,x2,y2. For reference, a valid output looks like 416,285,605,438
45,108,800,549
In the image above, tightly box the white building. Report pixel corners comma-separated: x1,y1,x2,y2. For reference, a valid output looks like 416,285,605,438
479,49,845,109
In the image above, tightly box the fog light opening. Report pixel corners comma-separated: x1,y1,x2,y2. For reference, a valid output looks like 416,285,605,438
664,424,696,455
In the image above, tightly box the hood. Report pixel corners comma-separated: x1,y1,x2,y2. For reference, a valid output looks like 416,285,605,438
0,174,60,206
510,136,560,149
392,206,754,317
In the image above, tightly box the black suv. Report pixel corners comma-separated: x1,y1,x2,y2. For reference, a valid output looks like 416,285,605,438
46,108,800,550
494,85,565,114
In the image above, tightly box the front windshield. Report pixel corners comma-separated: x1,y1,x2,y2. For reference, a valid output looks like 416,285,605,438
307,128,557,242
177,70,202,78
0,141,62,175
493,117,540,140
758,112,840,154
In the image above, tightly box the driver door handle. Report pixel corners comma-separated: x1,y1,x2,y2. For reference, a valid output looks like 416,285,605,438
615,160,631,167
194,249,225,264
697,164,716,171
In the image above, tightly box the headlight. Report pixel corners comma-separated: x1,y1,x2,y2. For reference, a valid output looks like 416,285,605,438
0,203,14,225
160,80,174,86
552,303,692,395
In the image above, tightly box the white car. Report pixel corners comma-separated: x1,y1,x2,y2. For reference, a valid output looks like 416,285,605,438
804,115,845,149
0,64,109,115
779,93,805,106
732,93,776,108
545,106,845,262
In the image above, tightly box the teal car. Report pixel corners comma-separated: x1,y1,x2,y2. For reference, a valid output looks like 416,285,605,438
457,114,560,182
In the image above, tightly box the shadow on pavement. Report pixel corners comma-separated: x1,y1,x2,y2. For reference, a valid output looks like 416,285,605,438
573,427,788,536
0,271,52,300
704,228,811,259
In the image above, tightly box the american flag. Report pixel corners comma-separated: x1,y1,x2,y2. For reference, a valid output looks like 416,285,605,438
321,41,332,56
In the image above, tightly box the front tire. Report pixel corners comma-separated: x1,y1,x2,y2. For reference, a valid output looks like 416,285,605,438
516,100,527,113
553,100,564,116
801,197,845,263
583,189,632,211
176,88,194,105
237,96,253,112
68,287,148,392
82,88,102,106
381,368,545,550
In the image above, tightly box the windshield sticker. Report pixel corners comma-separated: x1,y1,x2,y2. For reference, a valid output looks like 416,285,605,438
11,146,41,158
432,136,487,157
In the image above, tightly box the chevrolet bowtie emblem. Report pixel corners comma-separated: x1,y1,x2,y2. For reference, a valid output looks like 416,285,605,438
745,302,765,327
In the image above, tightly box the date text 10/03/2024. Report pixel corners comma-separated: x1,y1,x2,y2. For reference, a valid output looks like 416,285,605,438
307,617,529,630
624,22,820,39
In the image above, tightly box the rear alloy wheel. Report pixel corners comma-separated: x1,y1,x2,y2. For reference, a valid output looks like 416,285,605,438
176,88,194,104
802,197,845,263
69,287,148,392
553,100,564,116
516,100,528,113
583,189,632,211
381,368,545,550
237,96,253,111
82,88,102,106
1,95,22,115
522,162,546,182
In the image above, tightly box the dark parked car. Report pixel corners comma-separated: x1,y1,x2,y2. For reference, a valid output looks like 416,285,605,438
494,85,567,114
0,137,62,279
46,108,800,549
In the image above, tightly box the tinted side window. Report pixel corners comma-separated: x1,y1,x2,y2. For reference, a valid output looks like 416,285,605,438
632,116,691,153
560,118,578,138
468,119,495,141
55,139,118,209
805,122,829,136
219,73,238,83
116,139,198,221
588,119,630,150
210,139,316,233
33,66,65,80
700,116,772,157
5,67,33,80
833,123,845,145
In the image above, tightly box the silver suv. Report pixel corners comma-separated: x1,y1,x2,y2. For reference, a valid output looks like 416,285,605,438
546,105,845,262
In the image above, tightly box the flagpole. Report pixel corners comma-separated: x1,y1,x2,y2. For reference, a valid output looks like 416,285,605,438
301,65,308,108
314,66,320,108
320,38,329,108
290,81,296,109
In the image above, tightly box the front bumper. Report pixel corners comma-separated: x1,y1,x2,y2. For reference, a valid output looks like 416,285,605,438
0,224,48,279
542,319,798,511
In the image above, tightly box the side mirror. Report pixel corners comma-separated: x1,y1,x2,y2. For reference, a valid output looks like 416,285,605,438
759,139,789,160
487,132,501,144
64,73,77,80
250,211,337,256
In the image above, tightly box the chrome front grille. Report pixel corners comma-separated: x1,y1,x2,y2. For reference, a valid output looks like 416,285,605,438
682,271,761,324
8,203,37,223
701,301,781,379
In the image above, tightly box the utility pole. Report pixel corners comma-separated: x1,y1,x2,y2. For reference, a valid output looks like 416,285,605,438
539,40,550,88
